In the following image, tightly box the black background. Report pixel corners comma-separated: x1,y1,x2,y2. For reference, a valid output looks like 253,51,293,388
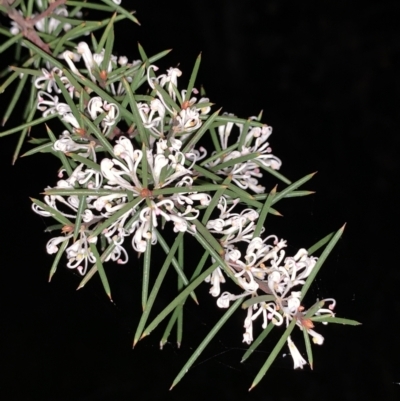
1,1,399,400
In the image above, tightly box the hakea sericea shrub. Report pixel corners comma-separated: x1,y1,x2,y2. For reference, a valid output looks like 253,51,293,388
0,0,359,390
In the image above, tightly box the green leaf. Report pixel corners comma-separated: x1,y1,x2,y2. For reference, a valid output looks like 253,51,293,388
12,93,40,163
253,190,315,202
31,198,74,227
190,251,210,280
96,12,117,54
184,53,202,103
176,239,185,347
201,176,231,225
121,78,149,147
152,184,224,197
304,300,325,318
225,183,262,208
190,163,223,182
191,220,238,284
273,171,316,203
238,118,251,152
241,323,275,363
156,231,198,304
88,197,143,239
61,69,89,102
302,329,314,370
0,32,23,54
170,298,244,389
142,209,153,310
253,185,276,238
160,249,210,349
249,318,296,391
48,238,69,282
100,0,140,25
254,162,292,185
310,316,361,325
44,224,64,233
51,21,100,56
1,72,28,126
137,42,148,62
73,196,87,242
68,153,101,172
80,113,116,156
77,212,140,290
153,81,180,113
129,63,146,93
46,125,73,176
214,115,265,127
73,74,135,124
160,306,180,350
209,152,260,172
182,108,221,153
242,295,276,309
65,1,115,12
141,262,219,339
301,224,346,302
54,74,81,124
89,242,112,300
43,188,127,197
0,113,57,138
307,231,335,255
208,126,221,153
22,39,65,69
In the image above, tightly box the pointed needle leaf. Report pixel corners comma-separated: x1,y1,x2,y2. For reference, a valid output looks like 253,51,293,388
142,262,219,339
48,238,69,282
301,223,346,302
89,242,112,300
253,185,276,238
184,53,201,103
170,298,244,390
241,323,275,363
249,318,296,391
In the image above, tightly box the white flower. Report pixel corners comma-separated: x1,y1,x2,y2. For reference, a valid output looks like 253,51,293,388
118,56,128,66
243,307,254,344
46,234,72,254
205,267,226,297
77,42,96,81
216,291,248,309
35,67,62,93
37,91,62,117
61,112,80,129
287,336,307,369
53,131,97,160
66,234,97,276
307,329,324,345
218,115,235,149
62,50,83,78
158,67,182,100
132,217,156,253
173,108,202,134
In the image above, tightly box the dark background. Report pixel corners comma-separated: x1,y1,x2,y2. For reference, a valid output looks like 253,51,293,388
1,0,399,400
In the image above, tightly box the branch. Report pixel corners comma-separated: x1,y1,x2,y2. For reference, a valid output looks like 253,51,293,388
1,0,67,54
30,0,67,25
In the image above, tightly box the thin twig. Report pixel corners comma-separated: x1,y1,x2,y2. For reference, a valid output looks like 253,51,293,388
1,0,67,54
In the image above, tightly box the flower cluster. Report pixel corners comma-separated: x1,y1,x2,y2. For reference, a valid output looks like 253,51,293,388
31,36,283,271
204,198,336,365
0,0,352,384
28,33,335,370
